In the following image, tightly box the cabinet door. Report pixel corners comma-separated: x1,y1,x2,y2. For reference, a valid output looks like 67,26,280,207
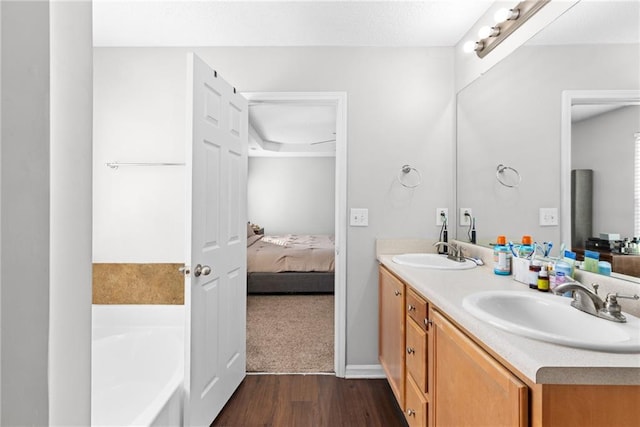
406,316,427,393
430,309,528,427
379,266,406,408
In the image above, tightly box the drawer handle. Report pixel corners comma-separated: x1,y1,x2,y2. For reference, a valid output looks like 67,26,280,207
407,409,416,417
406,347,415,355
394,290,401,296
407,304,416,312
424,318,433,327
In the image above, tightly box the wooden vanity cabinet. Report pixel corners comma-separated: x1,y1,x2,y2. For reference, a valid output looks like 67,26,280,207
380,265,525,427
379,265,640,427
429,308,528,427
379,266,406,408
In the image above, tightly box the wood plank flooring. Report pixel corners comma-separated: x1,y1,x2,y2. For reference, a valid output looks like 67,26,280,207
211,374,408,427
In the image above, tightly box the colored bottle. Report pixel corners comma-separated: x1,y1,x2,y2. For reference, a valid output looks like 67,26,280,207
529,262,542,290
518,235,534,259
537,265,550,292
493,235,512,276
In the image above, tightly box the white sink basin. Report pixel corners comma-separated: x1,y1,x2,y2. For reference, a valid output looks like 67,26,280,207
392,253,476,270
463,290,640,353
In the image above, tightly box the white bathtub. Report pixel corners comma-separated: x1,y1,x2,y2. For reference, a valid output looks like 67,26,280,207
92,305,185,427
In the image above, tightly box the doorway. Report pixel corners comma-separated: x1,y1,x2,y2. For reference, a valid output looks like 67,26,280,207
243,92,347,377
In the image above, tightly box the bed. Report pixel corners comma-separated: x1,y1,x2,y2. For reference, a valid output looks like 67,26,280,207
246,227,335,294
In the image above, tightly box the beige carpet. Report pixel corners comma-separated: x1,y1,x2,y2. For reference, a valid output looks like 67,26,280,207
247,294,334,373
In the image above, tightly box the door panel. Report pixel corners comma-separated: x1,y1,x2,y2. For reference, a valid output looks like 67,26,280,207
185,52,248,426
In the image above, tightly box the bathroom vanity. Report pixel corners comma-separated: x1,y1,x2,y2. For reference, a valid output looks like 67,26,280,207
378,253,640,427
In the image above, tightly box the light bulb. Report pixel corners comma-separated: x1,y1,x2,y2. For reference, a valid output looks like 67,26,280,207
478,26,492,39
478,26,499,39
462,40,482,53
494,8,519,24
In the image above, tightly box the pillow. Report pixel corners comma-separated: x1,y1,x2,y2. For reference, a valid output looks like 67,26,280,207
247,223,255,238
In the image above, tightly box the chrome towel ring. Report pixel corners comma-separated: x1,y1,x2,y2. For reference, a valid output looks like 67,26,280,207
398,164,422,188
496,164,521,188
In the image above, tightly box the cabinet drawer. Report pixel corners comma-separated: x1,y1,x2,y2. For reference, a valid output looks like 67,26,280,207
405,374,428,427
407,287,428,331
406,315,427,393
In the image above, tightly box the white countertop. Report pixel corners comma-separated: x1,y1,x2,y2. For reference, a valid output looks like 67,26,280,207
378,253,640,385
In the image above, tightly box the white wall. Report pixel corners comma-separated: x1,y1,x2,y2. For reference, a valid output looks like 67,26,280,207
49,1,92,425
93,47,456,366
0,1,50,424
248,157,335,235
93,49,186,263
573,105,640,240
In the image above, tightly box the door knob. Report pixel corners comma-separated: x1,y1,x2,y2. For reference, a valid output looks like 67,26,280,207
194,264,212,277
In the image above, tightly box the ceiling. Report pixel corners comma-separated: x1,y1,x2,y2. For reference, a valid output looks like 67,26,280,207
248,102,337,157
93,0,497,157
527,0,640,46
92,0,640,157
93,0,495,47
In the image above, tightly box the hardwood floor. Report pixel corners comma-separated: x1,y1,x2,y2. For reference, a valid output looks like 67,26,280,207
211,374,408,427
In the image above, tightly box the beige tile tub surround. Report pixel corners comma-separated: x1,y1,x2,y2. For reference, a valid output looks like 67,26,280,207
93,263,184,304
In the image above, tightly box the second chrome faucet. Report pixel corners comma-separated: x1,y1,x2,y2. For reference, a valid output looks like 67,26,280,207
553,281,639,323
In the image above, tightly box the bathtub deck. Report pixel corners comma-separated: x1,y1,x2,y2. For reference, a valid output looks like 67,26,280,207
210,374,406,427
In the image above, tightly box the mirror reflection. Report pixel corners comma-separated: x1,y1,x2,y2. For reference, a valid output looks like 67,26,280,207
564,95,640,278
456,0,640,279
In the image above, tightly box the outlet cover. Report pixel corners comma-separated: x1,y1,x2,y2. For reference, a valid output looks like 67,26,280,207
436,208,449,226
459,208,473,226
350,208,369,227
539,207,558,226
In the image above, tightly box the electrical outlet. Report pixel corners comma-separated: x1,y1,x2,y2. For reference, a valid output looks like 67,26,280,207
436,208,449,226
459,208,473,226
350,208,369,227
539,207,558,226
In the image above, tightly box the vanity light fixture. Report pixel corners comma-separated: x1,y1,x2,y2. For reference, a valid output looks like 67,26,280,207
464,0,550,59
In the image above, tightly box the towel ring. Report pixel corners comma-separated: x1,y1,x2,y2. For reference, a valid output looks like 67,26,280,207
496,164,521,188
398,164,422,188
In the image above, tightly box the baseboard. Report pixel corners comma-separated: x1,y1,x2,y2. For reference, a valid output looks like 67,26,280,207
345,364,386,379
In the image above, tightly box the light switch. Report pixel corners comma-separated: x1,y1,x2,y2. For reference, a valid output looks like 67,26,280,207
539,207,558,226
350,208,369,227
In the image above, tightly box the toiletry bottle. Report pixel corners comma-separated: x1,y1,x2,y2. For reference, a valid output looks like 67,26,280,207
528,261,542,290
598,261,612,276
518,235,534,259
493,235,512,276
583,250,600,273
552,271,566,292
562,250,577,278
537,265,550,292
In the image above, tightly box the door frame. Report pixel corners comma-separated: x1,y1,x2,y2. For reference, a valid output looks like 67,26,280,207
243,91,347,377
560,89,640,250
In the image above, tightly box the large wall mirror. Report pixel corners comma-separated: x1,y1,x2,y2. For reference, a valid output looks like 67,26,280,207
456,0,640,280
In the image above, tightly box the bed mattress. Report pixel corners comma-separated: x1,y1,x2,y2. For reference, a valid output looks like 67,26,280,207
247,234,335,273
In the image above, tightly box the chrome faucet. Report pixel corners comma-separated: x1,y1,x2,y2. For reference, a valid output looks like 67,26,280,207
433,241,465,263
553,281,639,323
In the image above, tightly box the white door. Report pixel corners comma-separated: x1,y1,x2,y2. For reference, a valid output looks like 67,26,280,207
184,53,248,426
